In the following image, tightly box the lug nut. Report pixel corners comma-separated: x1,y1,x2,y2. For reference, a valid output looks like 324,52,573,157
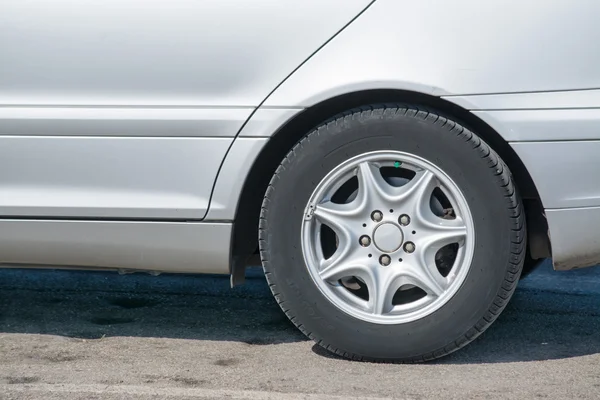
399,214,411,226
404,242,416,253
371,210,383,222
359,235,371,247
379,254,391,266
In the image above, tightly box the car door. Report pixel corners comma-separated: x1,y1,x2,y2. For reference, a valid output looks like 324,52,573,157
0,0,372,219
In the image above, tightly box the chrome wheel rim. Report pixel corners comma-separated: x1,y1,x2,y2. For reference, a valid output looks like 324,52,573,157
301,151,475,324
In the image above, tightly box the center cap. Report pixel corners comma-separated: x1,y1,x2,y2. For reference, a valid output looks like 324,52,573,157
372,222,404,253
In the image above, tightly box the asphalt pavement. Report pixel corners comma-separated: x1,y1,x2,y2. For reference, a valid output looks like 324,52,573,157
0,261,599,399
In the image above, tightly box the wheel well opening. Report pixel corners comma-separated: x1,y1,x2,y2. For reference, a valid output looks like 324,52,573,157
231,89,548,281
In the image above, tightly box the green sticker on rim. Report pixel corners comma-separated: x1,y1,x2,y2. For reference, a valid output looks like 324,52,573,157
394,161,402,168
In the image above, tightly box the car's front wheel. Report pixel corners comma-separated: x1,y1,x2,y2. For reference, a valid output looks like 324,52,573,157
259,105,525,362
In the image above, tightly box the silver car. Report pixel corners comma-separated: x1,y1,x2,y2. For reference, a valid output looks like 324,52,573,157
2,0,598,362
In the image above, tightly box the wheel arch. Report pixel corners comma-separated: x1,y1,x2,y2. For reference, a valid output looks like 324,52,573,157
231,89,549,284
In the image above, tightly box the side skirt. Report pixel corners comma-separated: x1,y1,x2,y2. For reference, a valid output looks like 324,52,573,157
0,220,231,274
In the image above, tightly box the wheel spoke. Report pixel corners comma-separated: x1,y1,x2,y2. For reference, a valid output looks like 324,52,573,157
313,200,360,228
365,268,400,315
313,200,361,245
402,170,437,214
319,257,371,282
354,161,394,208
419,217,468,253
410,217,467,293
400,262,448,297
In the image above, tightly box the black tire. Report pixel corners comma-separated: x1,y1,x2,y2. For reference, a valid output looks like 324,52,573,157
259,105,525,362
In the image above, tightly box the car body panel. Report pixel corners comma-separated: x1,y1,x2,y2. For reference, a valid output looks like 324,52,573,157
264,0,600,107
0,106,250,219
0,107,253,137
0,136,231,219
472,109,600,213
511,141,600,209
473,109,600,142
237,108,302,138
0,220,231,274
207,137,270,220
0,0,373,107
446,89,600,110
546,207,600,270
206,108,303,220
0,0,372,223
2,0,600,273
